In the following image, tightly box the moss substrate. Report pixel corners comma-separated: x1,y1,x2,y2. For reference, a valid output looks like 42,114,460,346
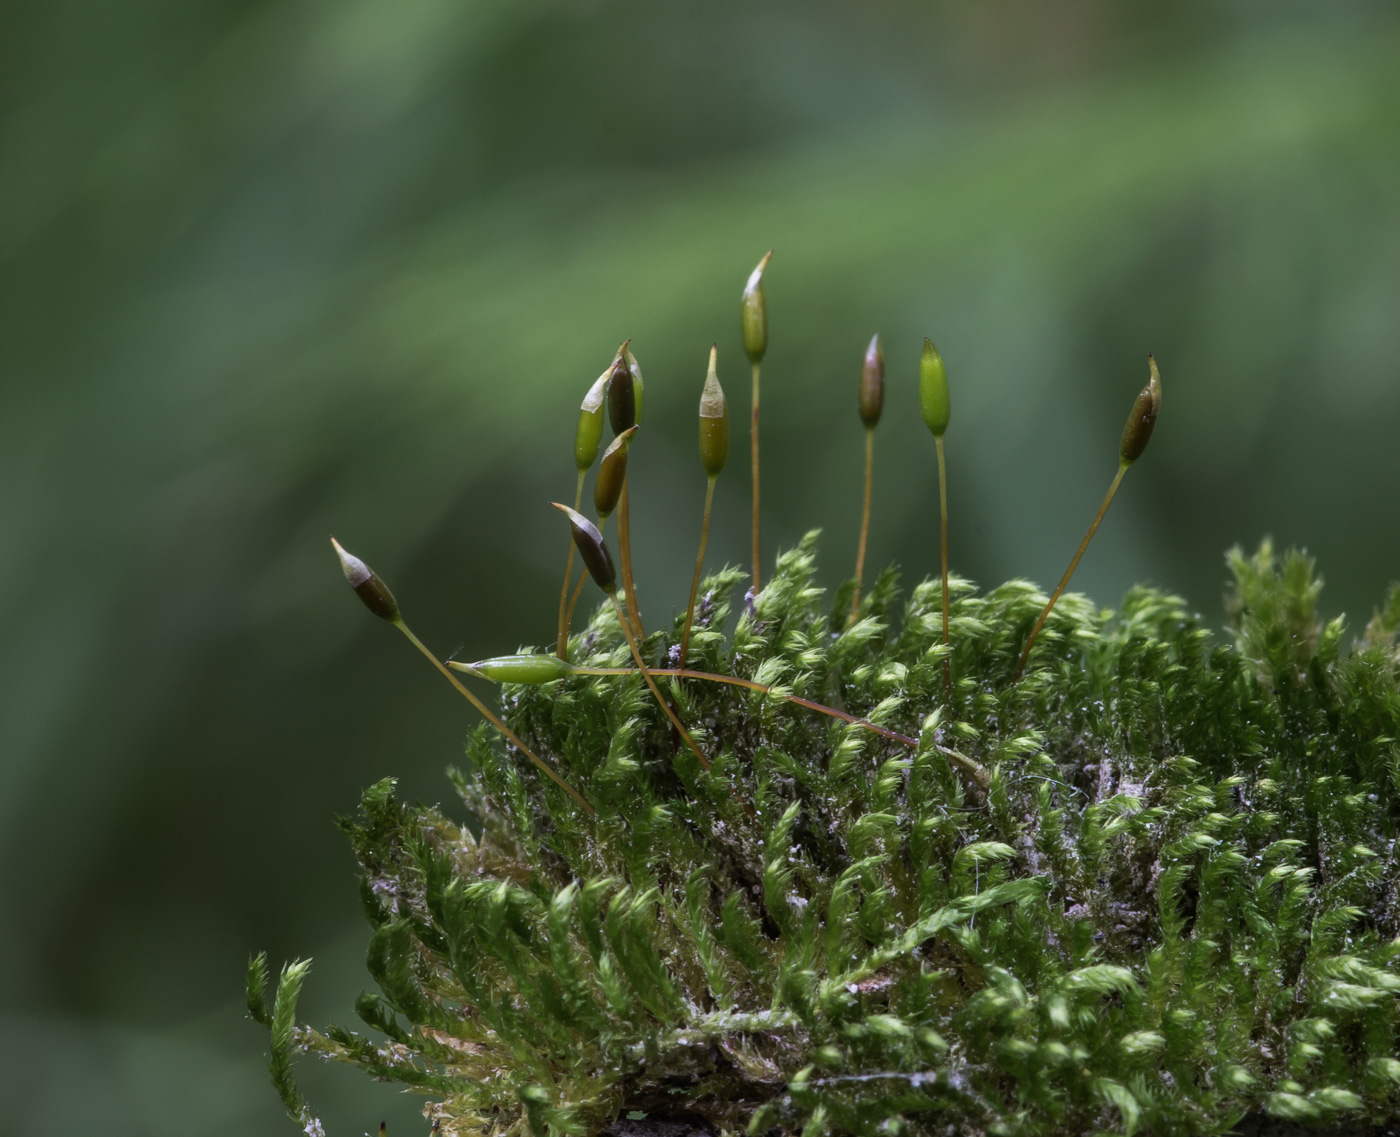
249,537,1400,1137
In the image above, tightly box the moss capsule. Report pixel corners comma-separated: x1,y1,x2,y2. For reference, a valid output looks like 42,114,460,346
920,339,950,438
575,373,608,471
699,344,729,477
458,654,574,685
330,538,400,623
741,250,772,364
858,333,885,427
624,346,645,427
552,503,617,595
606,355,634,435
594,424,638,520
605,343,644,435
1119,355,1162,466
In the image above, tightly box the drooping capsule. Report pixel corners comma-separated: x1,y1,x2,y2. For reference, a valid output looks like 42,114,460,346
331,537,400,622
698,344,729,478
594,424,639,519
919,339,950,438
858,333,885,427
552,503,617,595
575,373,608,472
741,251,772,364
1119,355,1162,466
455,653,574,684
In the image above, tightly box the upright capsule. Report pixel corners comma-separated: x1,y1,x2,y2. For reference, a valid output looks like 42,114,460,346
606,343,645,435
1119,355,1162,466
919,339,950,438
741,251,772,364
607,355,634,435
858,333,885,427
623,346,646,427
575,372,608,472
698,345,729,477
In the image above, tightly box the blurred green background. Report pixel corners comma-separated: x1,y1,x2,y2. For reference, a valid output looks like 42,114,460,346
4,0,1400,1130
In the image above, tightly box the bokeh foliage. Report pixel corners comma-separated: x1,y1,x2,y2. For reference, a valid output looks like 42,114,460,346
4,2,1400,1130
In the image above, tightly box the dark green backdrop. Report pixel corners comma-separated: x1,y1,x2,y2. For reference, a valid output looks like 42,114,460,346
3,2,1400,1130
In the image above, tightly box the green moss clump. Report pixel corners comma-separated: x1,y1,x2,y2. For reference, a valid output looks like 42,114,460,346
249,536,1400,1137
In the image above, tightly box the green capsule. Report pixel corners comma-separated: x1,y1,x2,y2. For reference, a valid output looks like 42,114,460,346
741,250,772,364
919,338,950,438
1119,355,1162,466
698,344,729,477
330,537,400,622
594,424,638,520
460,653,574,685
575,373,608,472
552,503,617,595
858,333,885,427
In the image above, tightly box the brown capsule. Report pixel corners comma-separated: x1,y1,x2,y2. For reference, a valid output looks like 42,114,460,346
1119,355,1162,466
624,346,646,426
594,424,638,519
858,333,885,427
698,344,729,477
332,537,400,622
552,503,616,595
607,343,640,435
741,250,772,364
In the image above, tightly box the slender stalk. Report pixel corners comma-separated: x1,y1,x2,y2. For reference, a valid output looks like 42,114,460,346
555,469,586,659
1014,462,1129,681
750,359,762,593
577,665,914,746
849,426,875,626
393,620,594,815
679,476,717,669
568,664,989,786
608,598,711,772
935,435,951,701
618,480,644,638
564,565,589,633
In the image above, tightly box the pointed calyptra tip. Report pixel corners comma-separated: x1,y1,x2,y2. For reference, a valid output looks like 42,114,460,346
552,502,617,595
330,537,400,622
575,373,608,472
699,344,730,477
741,250,773,363
919,338,950,438
1119,355,1162,466
451,653,574,685
858,333,885,427
594,424,639,519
